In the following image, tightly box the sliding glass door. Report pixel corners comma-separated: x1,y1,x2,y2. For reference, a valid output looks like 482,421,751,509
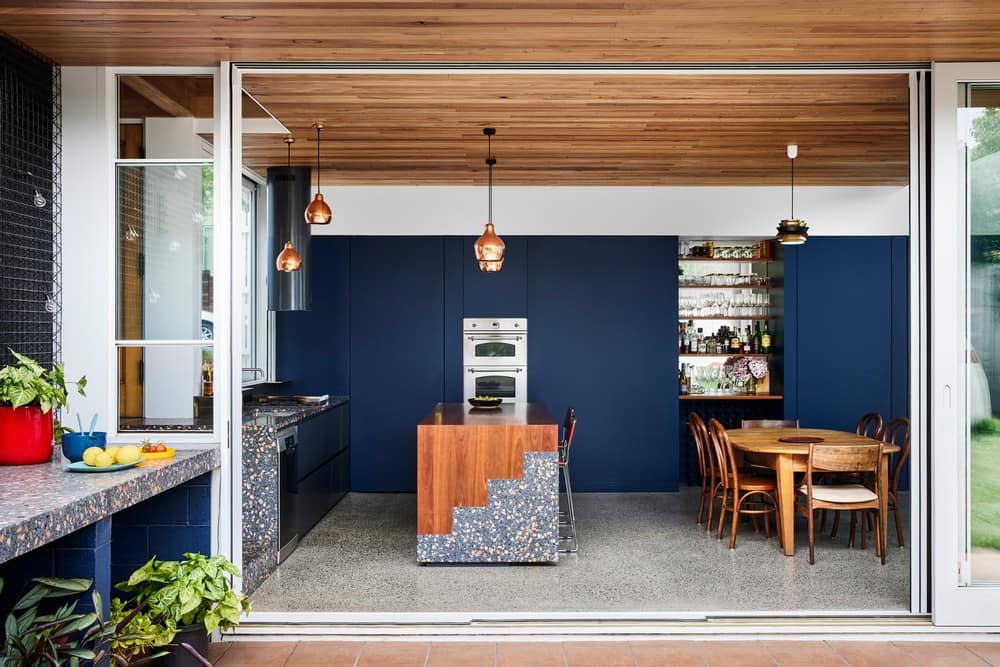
932,62,1000,625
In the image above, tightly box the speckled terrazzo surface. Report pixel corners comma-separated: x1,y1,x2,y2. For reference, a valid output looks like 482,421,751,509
0,447,220,564
417,452,558,563
251,490,910,613
240,397,349,595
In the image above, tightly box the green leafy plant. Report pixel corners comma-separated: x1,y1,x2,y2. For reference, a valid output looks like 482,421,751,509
1,576,112,667
107,598,172,665
115,553,250,639
0,350,86,441
972,417,1000,436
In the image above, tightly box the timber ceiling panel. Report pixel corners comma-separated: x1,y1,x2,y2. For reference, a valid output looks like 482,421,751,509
2,1,1000,66
240,73,910,186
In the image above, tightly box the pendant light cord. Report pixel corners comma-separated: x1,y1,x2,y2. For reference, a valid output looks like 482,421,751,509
315,126,322,191
790,155,795,219
287,139,291,168
487,131,493,224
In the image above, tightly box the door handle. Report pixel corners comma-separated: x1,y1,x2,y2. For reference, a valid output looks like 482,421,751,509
467,335,522,342
467,368,523,373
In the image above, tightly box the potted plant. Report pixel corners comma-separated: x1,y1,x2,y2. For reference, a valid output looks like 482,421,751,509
114,553,251,666
1,576,112,666
0,350,86,465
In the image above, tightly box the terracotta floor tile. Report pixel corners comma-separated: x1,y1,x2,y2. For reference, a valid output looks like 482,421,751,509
892,642,989,666
698,641,775,667
286,641,364,666
827,641,917,667
213,641,299,666
206,641,233,662
761,640,845,667
427,642,496,667
630,640,705,666
564,641,635,667
497,641,566,667
357,641,431,667
965,643,1000,666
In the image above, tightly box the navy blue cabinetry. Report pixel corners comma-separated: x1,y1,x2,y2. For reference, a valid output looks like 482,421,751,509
292,402,351,535
350,237,445,492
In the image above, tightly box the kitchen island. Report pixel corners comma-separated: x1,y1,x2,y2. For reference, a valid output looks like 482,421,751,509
417,402,559,563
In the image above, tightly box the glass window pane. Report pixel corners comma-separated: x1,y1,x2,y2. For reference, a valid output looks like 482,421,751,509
118,75,214,160
117,345,213,432
964,84,1000,583
241,179,256,370
116,164,214,341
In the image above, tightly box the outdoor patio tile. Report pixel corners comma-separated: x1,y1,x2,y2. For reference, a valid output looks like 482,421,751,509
698,641,775,667
564,640,636,667
965,643,1000,666
892,642,989,666
286,640,364,666
496,640,566,667
630,639,706,666
357,641,431,667
827,641,917,667
213,641,298,666
206,641,232,662
427,642,497,667
761,640,846,666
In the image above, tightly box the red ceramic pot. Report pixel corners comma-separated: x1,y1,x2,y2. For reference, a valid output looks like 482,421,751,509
0,406,54,465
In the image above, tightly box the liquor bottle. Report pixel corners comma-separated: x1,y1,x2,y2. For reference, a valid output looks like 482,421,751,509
761,323,772,353
730,328,741,353
697,328,706,354
679,364,690,396
679,321,686,353
752,323,762,354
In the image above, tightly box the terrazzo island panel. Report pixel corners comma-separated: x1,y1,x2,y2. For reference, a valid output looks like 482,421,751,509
416,402,560,564
0,447,219,564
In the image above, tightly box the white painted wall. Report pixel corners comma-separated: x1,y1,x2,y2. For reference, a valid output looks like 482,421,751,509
311,185,909,237
61,67,112,430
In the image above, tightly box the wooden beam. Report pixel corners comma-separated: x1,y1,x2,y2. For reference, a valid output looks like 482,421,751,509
120,76,194,118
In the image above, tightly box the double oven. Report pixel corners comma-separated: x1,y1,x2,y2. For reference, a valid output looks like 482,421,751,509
462,318,528,402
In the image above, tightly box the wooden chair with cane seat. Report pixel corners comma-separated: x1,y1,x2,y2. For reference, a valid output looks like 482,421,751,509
796,442,887,565
688,412,714,528
882,417,911,547
827,411,885,537
708,418,781,549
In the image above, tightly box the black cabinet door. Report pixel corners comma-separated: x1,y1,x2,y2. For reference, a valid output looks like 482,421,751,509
293,409,337,481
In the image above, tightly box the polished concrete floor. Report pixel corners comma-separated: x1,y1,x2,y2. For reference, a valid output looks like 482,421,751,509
250,489,910,613
208,640,1000,667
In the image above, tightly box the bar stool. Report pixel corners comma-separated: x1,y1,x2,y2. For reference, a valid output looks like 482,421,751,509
558,407,578,553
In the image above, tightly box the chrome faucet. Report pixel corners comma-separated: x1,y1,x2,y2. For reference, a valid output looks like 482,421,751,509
242,368,266,379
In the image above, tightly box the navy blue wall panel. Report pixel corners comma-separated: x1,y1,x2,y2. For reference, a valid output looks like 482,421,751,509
462,235,528,318
276,236,351,396
784,237,908,433
443,237,465,402
527,236,678,492
350,237,446,492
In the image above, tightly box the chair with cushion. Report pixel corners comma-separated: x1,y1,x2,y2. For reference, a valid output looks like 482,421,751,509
828,411,886,536
688,412,714,527
796,442,886,564
558,406,578,553
740,419,799,429
708,419,781,549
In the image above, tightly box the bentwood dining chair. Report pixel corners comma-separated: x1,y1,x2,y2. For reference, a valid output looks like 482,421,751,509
827,411,886,536
883,417,911,546
796,442,886,565
688,412,714,527
708,419,780,549
558,407,578,553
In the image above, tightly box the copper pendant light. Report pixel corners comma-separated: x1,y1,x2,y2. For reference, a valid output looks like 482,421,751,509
275,136,304,272
474,127,505,272
776,144,809,245
304,122,332,225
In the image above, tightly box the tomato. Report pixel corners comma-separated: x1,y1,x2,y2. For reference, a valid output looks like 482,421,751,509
155,444,167,452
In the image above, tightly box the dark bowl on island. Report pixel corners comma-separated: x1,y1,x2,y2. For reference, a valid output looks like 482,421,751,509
468,397,503,408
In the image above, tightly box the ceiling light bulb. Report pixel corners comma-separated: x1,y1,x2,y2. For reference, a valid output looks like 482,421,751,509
786,144,798,159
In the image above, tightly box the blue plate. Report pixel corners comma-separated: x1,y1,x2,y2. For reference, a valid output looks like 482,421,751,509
66,458,145,473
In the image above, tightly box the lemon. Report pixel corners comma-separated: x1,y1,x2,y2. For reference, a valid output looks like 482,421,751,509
104,446,121,462
82,447,104,466
93,451,115,468
115,444,141,465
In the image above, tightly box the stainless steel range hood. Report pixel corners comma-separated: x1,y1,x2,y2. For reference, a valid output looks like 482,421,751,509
267,166,311,311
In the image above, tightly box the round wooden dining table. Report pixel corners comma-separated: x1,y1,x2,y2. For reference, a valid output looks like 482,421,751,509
728,427,901,557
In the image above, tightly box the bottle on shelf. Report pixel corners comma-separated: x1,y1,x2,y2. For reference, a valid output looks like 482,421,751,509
679,321,686,353
730,328,741,353
761,323,772,353
679,363,690,396
697,328,706,354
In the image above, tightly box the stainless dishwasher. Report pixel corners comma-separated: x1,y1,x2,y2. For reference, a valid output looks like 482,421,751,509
277,425,299,563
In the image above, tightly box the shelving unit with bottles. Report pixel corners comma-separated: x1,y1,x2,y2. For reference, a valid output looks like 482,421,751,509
677,238,783,402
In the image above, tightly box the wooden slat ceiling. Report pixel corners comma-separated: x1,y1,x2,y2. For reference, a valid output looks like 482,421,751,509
240,73,910,186
3,1,1000,66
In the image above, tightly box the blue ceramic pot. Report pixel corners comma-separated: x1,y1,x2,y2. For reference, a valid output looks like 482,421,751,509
61,432,107,462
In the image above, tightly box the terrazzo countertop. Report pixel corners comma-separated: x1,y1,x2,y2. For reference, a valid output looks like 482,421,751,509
0,447,220,564
242,397,348,430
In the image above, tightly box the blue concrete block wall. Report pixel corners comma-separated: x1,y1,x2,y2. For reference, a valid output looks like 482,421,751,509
110,473,212,589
